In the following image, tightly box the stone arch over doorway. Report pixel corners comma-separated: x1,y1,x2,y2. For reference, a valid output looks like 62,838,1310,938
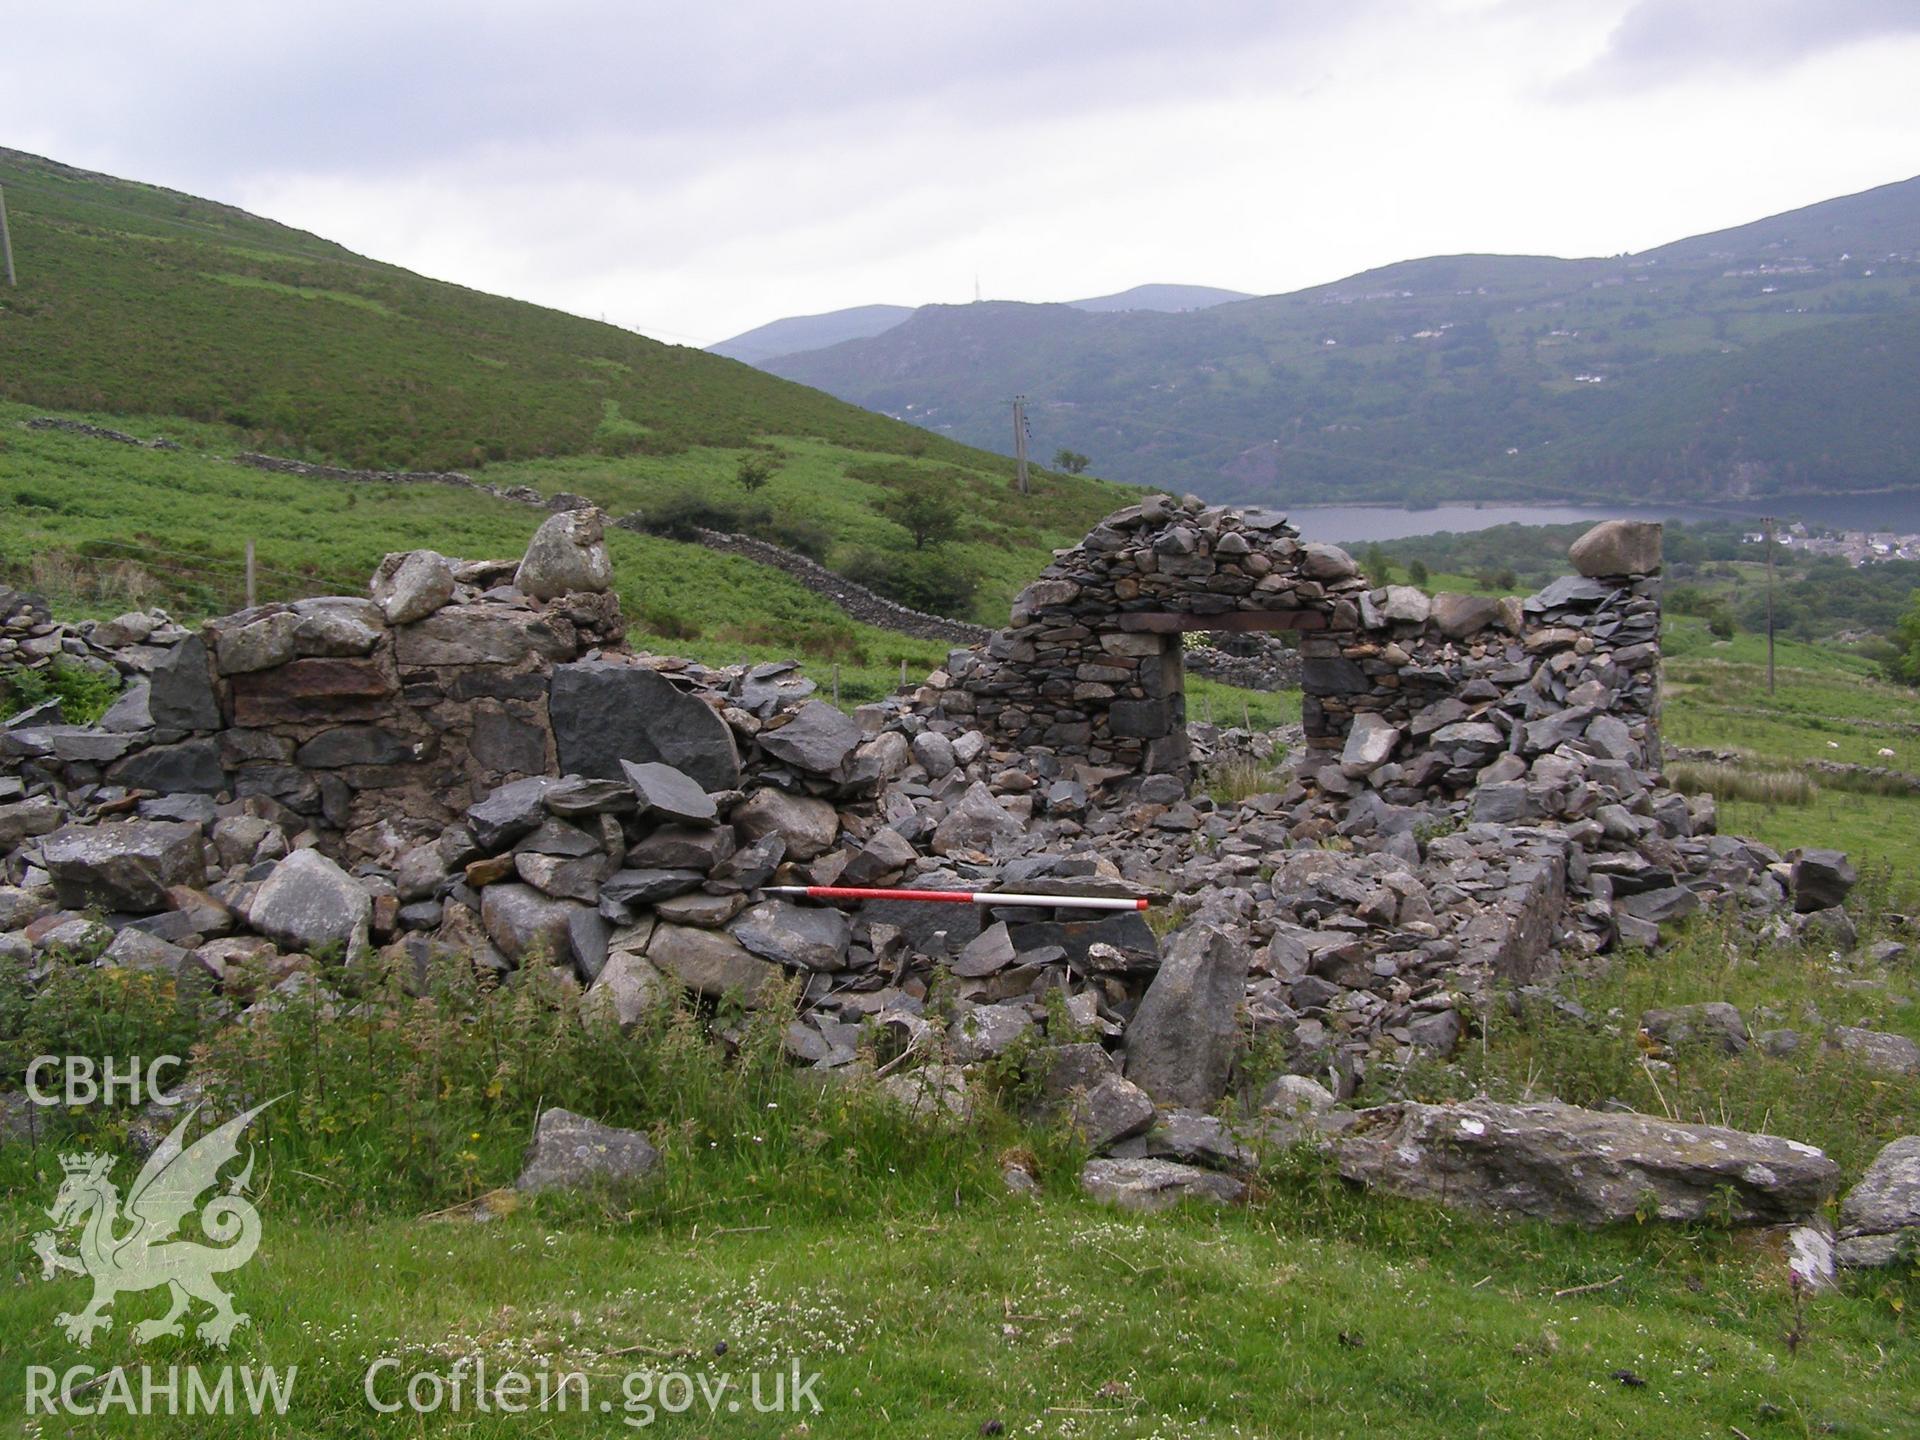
932,494,1370,775
930,495,1663,802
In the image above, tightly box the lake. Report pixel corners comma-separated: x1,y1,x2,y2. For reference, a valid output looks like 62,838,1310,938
1275,495,1920,546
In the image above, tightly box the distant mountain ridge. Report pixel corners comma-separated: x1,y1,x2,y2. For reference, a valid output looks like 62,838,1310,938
710,283,1250,364
756,175,1920,507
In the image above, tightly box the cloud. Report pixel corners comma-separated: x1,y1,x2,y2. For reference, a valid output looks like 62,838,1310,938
1564,0,1920,93
6,1,1919,345
2,1,1380,189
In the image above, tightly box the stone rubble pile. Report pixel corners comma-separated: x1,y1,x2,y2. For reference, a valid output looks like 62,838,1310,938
1,502,1904,1256
0,586,165,685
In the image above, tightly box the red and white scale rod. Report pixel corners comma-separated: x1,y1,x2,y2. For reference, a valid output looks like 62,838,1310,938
761,885,1149,912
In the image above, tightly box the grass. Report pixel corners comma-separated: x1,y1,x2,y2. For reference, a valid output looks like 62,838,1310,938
1184,678,1301,734
1661,615,1920,872
2,1195,1915,1438
1668,761,1821,808
482,434,1127,623
0,402,944,688
0,145,1142,627
1392,911,1920,1178
2,926,1917,1439
1201,753,1292,805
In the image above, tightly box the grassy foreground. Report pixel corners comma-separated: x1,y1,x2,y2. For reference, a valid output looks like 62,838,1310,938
2,1195,1914,1438
1,917,1916,1438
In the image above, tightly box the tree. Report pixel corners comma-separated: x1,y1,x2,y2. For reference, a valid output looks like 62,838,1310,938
736,452,778,493
1892,590,1920,684
1363,543,1393,586
842,547,981,617
1053,449,1090,475
877,478,962,550
1406,559,1430,587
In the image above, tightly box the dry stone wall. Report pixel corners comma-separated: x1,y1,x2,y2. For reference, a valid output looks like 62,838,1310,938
3,515,626,861
928,495,1664,803
4,493,1889,1255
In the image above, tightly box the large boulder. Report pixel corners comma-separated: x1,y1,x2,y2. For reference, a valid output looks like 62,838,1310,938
620,760,717,825
1340,713,1401,776
1429,593,1502,640
1568,519,1662,578
515,508,613,600
1123,924,1245,1109
1335,1100,1839,1226
1836,1136,1920,1267
731,787,839,861
582,942,667,1032
515,1107,659,1192
931,782,1022,857
0,796,64,851
549,663,741,790
730,899,851,971
1790,849,1858,913
1080,1158,1246,1212
370,549,456,624
107,738,226,793
1026,1043,1155,1150
480,882,581,966
467,777,561,851
148,635,221,730
1829,1027,1920,1077
647,923,785,1005
42,821,206,912
245,849,373,962
755,700,863,776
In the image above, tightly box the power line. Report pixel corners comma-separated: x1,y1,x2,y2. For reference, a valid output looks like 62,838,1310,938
0,183,15,287
1012,394,1030,496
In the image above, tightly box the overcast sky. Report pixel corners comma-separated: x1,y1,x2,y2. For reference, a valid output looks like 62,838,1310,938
8,1,1920,347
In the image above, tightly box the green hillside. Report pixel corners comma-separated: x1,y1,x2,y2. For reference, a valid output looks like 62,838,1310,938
0,148,1137,629
762,175,1920,505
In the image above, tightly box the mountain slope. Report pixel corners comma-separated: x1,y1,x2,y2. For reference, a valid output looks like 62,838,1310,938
0,148,1137,631
711,283,1251,366
709,304,917,365
0,148,986,476
760,176,1920,505
1061,282,1251,313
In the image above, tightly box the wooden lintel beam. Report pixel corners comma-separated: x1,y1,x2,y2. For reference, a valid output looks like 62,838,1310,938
1117,610,1328,634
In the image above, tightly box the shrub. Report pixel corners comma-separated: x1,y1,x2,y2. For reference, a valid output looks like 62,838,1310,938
875,476,963,550
736,452,780,492
629,491,765,540
1,657,122,724
636,603,702,642
840,547,981,617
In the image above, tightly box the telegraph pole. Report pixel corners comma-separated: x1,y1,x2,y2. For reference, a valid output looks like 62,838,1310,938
1763,515,1776,695
0,184,16,288
1012,394,1030,496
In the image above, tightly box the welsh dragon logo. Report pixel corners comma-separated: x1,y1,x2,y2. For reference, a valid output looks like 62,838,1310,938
31,1098,278,1348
